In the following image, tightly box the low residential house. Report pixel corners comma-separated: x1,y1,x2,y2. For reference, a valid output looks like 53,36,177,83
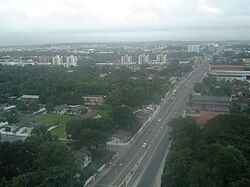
0,103,10,110
52,104,69,115
129,64,141,72
0,103,9,112
8,96,18,104
0,122,8,129
83,95,105,106
210,64,246,71
188,96,231,112
73,148,91,170
19,95,39,104
0,123,33,142
0,103,16,112
84,111,101,118
67,105,86,116
147,74,154,80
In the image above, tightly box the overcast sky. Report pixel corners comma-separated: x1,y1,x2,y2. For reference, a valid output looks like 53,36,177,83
0,0,250,45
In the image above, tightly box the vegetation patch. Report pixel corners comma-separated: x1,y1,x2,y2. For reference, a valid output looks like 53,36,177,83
50,124,66,137
162,115,250,187
34,114,72,126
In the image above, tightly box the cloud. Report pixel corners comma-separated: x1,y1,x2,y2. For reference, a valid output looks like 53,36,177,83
198,0,220,13
0,0,249,45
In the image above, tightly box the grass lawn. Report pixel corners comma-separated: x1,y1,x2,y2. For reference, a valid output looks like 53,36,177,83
34,114,72,137
50,124,66,137
34,114,72,125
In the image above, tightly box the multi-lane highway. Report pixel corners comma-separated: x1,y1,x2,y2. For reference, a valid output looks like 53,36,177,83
91,60,209,187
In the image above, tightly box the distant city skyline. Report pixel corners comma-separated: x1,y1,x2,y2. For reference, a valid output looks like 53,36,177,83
0,0,250,46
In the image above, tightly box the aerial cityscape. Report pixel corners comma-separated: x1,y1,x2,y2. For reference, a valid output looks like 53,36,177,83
0,0,250,187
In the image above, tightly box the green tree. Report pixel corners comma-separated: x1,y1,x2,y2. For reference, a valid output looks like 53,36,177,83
45,103,54,114
205,144,248,186
110,105,139,133
16,101,28,112
161,115,250,187
12,166,74,187
162,148,194,187
187,161,217,187
31,125,48,136
36,141,74,170
66,117,114,152
151,92,161,105
1,109,19,124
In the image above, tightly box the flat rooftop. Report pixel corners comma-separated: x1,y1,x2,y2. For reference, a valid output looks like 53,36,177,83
210,70,250,76
83,95,104,98
20,95,39,99
191,96,231,102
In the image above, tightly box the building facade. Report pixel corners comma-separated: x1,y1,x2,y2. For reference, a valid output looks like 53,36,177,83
83,95,104,106
52,55,61,66
156,54,168,63
188,45,200,53
19,95,39,104
209,70,250,82
188,96,231,112
138,54,149,64
121,54,132,65
66,55,78,67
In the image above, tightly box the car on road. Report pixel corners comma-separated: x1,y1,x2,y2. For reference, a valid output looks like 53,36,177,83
158,118,162,122
142,143,146,148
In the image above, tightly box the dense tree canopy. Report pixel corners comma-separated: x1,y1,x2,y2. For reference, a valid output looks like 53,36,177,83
159,63,193,77
162,115,250,187
0,135,75,186
0,65,171,108
194,77,232,97
66,106,139,153
0,109,19,123
109,105,139,133
66,117,115,153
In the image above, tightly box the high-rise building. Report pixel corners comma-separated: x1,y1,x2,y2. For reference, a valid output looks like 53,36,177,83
60,56,64,64
188,45,200,53
156,54,168,63
38,56,50,63
52,55,61,66
163,54,168,63
156,54,163,63
138,54,149,64
243,58,250,68
66,55,78,67
121,54,132,65
52,55,77,67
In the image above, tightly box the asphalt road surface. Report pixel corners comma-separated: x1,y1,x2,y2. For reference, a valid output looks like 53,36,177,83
90,60,209,187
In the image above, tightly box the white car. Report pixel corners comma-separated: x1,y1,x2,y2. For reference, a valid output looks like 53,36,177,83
142,143,146,148
158,118,162,122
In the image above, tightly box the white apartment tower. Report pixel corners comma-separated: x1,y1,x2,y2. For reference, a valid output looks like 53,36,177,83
163,54,168,63
138,54,149,64
52,55,61,66
188,45,200,53
156,54,168,63
66,55,78,67
156,54,163,63
121,54,132,65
